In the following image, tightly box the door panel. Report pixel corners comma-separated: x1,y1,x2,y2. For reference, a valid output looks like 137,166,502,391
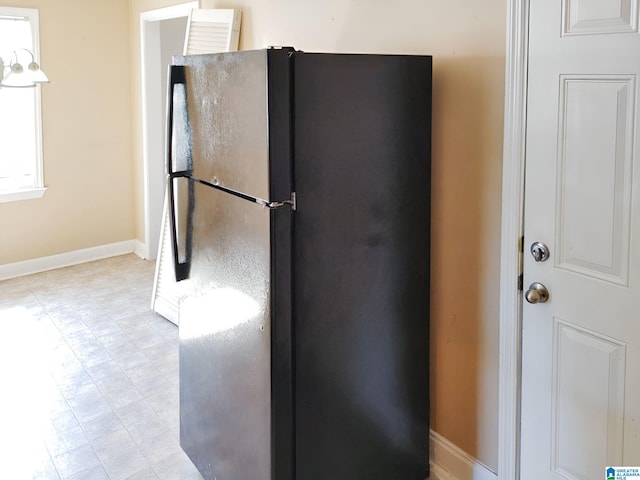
555,75,635,285
551,319,626,477
522,0,640,477
562,0,638,35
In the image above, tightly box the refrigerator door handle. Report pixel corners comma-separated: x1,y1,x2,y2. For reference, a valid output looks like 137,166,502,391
166,65,192,282
166,65,191,177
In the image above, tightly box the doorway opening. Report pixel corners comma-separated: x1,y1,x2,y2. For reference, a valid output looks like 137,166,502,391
140,2,197,260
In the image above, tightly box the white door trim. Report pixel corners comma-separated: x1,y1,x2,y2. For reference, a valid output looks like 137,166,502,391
140,1,198,260
498,0,529,479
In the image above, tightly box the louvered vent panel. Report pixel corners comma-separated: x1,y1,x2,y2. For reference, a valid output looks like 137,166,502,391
152,9,242,325
186,22,232,54
151,196,180,325
184,9,241,55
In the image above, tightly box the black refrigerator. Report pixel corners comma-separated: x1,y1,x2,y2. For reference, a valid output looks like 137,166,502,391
166,47,431,480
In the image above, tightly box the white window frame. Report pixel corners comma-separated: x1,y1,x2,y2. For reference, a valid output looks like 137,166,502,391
0,6,46,203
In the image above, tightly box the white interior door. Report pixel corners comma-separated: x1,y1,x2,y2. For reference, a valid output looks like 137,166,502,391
521,0,640,478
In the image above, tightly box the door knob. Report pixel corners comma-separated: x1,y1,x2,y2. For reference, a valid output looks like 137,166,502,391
525,282,549,304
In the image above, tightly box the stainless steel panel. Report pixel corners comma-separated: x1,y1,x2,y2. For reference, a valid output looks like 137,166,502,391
179,181,271,480
179,51,271,201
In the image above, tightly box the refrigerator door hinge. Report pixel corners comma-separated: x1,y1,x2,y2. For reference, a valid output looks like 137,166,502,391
258,192,297,211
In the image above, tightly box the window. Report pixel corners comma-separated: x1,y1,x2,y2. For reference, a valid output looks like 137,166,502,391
0,7,46,202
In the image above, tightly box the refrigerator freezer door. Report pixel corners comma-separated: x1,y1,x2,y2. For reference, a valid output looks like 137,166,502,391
175,50,271,201
179,180,272,480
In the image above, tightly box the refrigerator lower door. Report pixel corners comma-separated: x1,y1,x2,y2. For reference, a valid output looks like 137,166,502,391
179,181,272,480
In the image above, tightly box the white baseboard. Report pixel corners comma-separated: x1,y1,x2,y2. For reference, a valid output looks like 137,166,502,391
0,240,137,281
134,239,148,260
430,430,497,480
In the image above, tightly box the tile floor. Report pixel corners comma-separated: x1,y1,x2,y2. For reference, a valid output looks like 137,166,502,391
0,254,204,480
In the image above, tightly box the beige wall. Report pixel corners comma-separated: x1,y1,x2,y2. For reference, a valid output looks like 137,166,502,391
0,0,134,264
195,0,506,470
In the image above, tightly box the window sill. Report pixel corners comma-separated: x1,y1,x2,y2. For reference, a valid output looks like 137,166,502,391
0,187,47,204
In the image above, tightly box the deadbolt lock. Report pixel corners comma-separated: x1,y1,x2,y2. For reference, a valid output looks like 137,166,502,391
530,242,550,262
